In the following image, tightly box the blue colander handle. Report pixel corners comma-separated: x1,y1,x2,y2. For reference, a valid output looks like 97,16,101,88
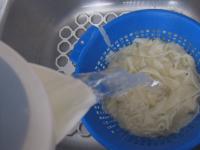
69,26,100,66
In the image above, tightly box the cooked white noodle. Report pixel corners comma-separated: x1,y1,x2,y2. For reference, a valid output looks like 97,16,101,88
105,39,200,137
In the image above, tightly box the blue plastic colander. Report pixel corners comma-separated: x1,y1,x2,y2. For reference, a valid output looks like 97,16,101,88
69,9,200,150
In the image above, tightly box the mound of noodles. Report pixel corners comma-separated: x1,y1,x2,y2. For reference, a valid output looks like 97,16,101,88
105,39,200,137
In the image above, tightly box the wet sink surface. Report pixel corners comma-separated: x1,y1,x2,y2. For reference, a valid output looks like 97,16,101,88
1,0,200,149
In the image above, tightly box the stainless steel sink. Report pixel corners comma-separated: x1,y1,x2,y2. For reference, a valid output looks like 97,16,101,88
1,0,200,150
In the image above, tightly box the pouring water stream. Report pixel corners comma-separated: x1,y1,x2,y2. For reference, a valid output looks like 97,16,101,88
31,64,153,143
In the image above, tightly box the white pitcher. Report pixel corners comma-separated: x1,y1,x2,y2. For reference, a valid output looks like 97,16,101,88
0,41,96,150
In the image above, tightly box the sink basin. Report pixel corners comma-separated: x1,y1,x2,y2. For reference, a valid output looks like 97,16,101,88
1,0,200,150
